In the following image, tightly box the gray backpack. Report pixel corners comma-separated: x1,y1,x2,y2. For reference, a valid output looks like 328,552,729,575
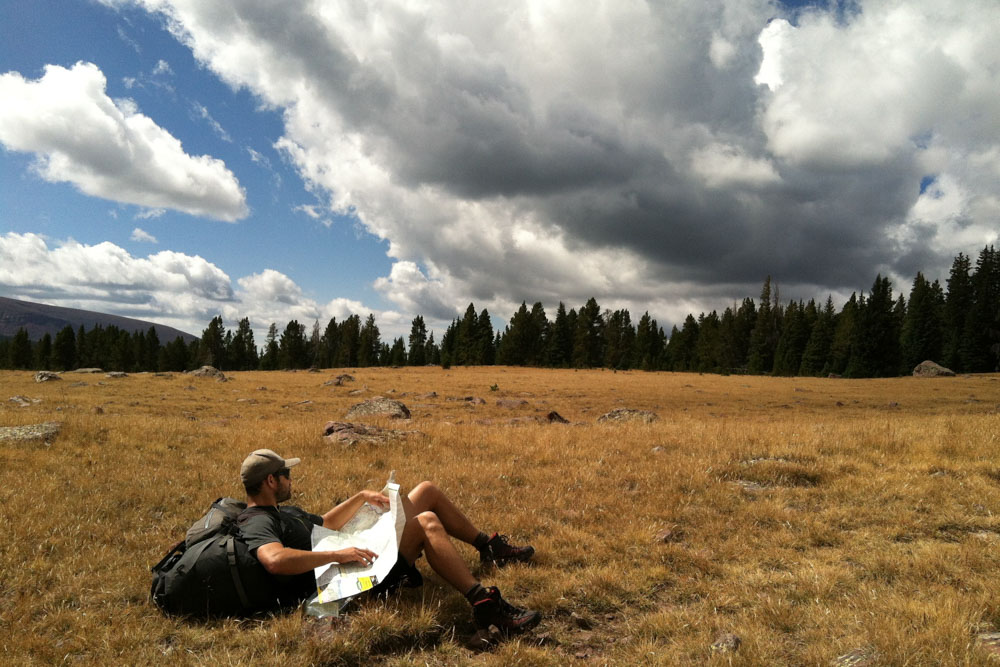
150,498,279,618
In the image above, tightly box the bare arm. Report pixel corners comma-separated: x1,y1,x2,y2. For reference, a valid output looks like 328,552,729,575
255,541,378,576
322,490,390,530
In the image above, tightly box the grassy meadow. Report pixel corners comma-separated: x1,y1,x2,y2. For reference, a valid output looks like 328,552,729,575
2,366,1000,665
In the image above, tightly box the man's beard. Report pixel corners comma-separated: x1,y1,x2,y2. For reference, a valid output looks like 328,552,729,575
276,483,292,503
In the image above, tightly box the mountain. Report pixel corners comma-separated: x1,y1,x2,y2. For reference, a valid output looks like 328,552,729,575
0,296,197,343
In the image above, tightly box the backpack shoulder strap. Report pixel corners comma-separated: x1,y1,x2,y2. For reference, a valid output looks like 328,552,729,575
225,535,251,609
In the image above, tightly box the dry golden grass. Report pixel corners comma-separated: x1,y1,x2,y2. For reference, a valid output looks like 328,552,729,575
2,367,1000,665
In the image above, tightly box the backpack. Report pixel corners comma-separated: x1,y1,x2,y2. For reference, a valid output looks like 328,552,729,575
150,498,280,619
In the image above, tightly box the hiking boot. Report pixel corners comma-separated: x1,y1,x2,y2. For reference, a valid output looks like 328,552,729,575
479,533,535,567
471,586,541,635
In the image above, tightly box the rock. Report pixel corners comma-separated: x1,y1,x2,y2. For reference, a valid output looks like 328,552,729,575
189,366,226,380
34,371,62,383
913,360,955,377
69,381,88,387
73,367,104,374
465,625,501,651
710,632,741,653
10,395,41,407
497,399,529,408
596,408,659,423
832,647,876,666
0,421,61,443
336,374,355,383
105,371,128,378
467,397,486,405
345,398,411,420
506,416,544,425
546,411,569,423
977,632,1000,658
827,373,842,379
308,367,320,373
323,421,420,446
416,391,438,399
153,372,174,378
655,526,684,543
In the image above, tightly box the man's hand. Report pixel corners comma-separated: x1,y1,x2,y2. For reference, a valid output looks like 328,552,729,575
360,490,390,510
332,546,379,567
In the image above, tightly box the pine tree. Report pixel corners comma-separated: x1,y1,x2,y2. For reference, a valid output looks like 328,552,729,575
358,314,381,367
389,337,407,366
9,328,32,369
34,333,52,370
546,302,573,367
943,253,972,371
260,323,279,370
603,309,635,369
961,246,1000,372
748,277,779,374
477,309,496,365
407,315,427,366
772,301,810,376
572,298,602,368
337,315,361,367
424,331,440,365
846,275,899,377
799,297,835,376
694,311,720,373
199,316,227,369
633,312,656,370
319,317,339,368
278,320,309,369
900,273,945,371
666,315,699,371
456,304,479,365
53,325,76,371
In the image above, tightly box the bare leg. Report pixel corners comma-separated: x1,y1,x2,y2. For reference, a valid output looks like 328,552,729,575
401,481,481,545
399,510,477,593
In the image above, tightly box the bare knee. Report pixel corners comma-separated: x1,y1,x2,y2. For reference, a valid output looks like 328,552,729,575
415,510,443,535
408,481,440,511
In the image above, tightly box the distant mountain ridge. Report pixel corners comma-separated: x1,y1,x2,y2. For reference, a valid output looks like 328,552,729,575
0,296,197,343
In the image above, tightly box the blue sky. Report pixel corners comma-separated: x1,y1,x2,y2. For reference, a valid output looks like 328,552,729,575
2,0,998,341
1,0,394,334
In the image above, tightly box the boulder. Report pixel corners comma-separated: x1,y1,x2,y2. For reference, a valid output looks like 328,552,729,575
497,399,529,408
105,371,128,378
345,397,411,420
0,421,61,443
73,368,104,374
596,408,659,423
323,421,419,445
913,360,955,377
189,365,226,380
710,632,741,653
546,411,570,424
9,395,41,407
34,371,61,383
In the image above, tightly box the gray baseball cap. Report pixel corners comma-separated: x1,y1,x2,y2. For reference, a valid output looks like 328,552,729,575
241,449,301,486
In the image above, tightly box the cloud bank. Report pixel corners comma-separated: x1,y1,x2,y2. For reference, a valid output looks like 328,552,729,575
67,1,1000,328
0,233,400,339
0,62,247,221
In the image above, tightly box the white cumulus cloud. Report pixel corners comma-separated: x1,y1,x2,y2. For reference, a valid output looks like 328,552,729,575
130,227,159,243
0,61,248,221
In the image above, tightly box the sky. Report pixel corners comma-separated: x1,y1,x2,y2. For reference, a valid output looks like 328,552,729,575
1,0,998,343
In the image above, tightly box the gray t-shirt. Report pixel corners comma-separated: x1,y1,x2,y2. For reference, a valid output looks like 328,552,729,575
238,505,323,604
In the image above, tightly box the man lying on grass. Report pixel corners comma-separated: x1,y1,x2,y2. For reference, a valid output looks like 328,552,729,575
237,449,541,635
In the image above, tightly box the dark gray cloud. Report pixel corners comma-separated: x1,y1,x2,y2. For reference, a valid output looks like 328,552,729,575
114,0,1000,328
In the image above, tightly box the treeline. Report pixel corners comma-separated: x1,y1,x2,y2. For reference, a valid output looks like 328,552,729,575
2,246,997,376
